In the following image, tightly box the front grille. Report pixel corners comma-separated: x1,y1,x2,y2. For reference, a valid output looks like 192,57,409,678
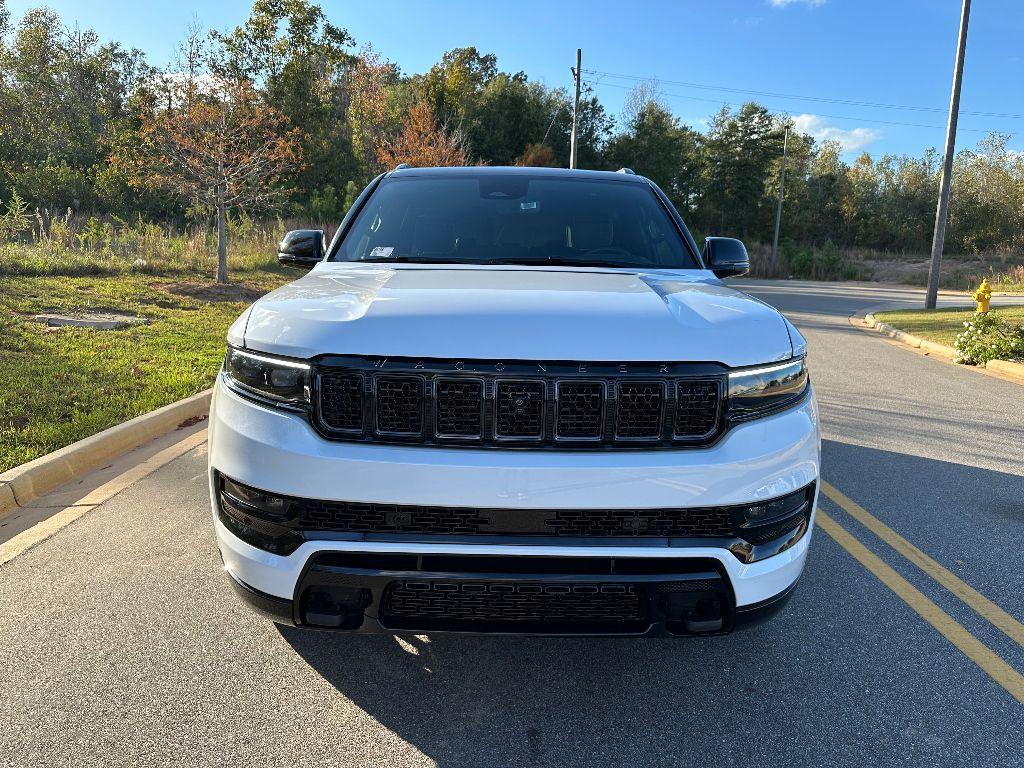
435,379,483,438
556,381,604,439
313,357,725,449
616,382,665,439
318,372,363,432
674,380,720,437
376,377,422,435
495,381,545,438
382,581,645,625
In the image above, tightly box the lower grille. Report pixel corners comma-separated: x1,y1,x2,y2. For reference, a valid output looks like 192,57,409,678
383,581,645,626
547,508,734,537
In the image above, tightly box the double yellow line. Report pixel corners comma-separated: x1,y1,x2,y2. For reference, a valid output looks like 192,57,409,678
816,480,1024,704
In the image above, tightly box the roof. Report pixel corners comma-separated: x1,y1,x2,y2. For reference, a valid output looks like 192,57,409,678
386,165,649,183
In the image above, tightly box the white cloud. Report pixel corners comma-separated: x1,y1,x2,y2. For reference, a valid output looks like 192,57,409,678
792,114,881,153
768,0,827,7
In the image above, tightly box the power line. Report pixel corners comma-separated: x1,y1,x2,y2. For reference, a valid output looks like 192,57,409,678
582,68,1024,121
582,78,1013,135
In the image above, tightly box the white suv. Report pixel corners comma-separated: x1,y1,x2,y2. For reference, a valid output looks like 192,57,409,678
209,166,819,636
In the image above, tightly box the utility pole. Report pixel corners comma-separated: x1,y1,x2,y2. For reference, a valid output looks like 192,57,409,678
569,48,581,169
770,123,790,272
925,0,971,309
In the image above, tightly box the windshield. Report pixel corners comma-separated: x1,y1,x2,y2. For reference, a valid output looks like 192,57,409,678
332,173,700,269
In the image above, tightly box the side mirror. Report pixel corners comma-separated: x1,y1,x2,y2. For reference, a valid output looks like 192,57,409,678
278,229,324,268
703,237,749,278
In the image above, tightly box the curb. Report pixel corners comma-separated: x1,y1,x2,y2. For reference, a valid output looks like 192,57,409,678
0,389,212,519
861,312,1024,383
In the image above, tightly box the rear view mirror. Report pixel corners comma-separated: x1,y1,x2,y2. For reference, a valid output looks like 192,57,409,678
278,230,324,268
703,237,749,279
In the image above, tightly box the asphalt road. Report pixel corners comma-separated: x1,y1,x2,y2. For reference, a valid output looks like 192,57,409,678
1,280,1022,768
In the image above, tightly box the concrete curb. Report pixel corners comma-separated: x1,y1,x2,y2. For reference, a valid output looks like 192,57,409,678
0,389,212,519
861,312,1024,383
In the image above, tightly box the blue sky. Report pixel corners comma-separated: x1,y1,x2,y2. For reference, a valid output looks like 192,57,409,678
10,0,1023,158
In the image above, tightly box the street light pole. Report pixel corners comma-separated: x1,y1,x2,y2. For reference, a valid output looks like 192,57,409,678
925,0,971,309
569,48,581,169
771,124,790,273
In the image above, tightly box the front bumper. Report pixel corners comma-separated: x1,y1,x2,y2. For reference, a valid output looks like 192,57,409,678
209,378,820,634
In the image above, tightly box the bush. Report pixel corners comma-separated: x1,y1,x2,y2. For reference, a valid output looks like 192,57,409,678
954,312,1024,365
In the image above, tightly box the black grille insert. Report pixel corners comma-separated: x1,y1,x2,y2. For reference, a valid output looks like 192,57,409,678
616,382,665,439
556,381,604,439
376,377,423,435
495,381,545,439
435,379,483,438
383,580,645,627
311,358,731,449
674,380,720,437
318,372,363,433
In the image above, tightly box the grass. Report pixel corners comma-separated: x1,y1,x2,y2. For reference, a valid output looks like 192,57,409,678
873,306,1024,347
0,271,289,473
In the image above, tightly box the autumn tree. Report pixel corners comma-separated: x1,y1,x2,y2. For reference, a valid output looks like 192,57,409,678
348,44,402,178
133,36,303,283
377,99,468,169
212,0,356,212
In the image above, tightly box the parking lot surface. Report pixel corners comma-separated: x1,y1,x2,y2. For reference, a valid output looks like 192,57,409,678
1,280,1021,767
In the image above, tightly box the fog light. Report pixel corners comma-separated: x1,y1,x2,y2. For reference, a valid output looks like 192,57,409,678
739,487,810,527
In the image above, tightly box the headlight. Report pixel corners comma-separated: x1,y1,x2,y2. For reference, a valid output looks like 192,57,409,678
223,346,310,406
727,356,808,420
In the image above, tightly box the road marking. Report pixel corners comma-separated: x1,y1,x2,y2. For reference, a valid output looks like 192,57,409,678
815,508,1024,705
821,480,1024,650
0,429,208,567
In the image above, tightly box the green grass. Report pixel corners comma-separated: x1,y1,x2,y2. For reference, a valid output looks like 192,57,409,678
873,306,1024,347
0,272,288,473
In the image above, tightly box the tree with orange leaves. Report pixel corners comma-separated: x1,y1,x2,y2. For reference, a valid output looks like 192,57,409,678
376,100,469,170
131,34,304,283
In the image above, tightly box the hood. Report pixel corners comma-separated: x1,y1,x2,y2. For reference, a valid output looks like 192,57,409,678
242,263,794,367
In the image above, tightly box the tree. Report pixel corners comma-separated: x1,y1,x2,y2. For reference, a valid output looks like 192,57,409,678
377,99,468,169
133,38,303,283
212,0,357,211
0,7,150,219
347,44,402,179
700,103,785,238
605,98,701,215
515,143,557,167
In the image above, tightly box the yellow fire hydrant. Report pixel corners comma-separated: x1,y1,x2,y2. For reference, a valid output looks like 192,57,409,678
973,278,992,313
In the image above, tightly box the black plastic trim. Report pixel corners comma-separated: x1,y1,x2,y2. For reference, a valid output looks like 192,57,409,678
733,578,801,631
226,569,295,625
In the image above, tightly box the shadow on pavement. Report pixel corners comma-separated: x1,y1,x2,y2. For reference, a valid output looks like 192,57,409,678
277,620,800,767
275,440,1024,766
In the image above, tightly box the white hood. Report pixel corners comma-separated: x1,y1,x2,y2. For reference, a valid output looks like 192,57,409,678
240,263,796,367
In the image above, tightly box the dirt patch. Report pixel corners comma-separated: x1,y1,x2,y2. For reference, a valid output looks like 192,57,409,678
177,414,208,429
162,281,265,303
136,295,195,310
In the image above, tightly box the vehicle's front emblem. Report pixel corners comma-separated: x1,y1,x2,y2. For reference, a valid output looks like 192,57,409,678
622,515,649,531
386,510,412,526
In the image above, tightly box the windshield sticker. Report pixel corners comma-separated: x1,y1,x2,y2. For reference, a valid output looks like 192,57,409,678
520,201,538,211
369,246,395,259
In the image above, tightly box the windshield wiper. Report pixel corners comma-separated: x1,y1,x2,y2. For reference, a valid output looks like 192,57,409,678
487,258,644,269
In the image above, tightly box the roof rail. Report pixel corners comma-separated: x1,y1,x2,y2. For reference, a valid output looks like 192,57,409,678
393,163,412,171
616,167,636,175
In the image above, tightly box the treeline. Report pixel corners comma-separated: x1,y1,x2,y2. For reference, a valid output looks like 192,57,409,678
0,0,1022,257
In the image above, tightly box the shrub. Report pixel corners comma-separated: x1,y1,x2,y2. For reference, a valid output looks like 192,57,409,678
954,312,1024,365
